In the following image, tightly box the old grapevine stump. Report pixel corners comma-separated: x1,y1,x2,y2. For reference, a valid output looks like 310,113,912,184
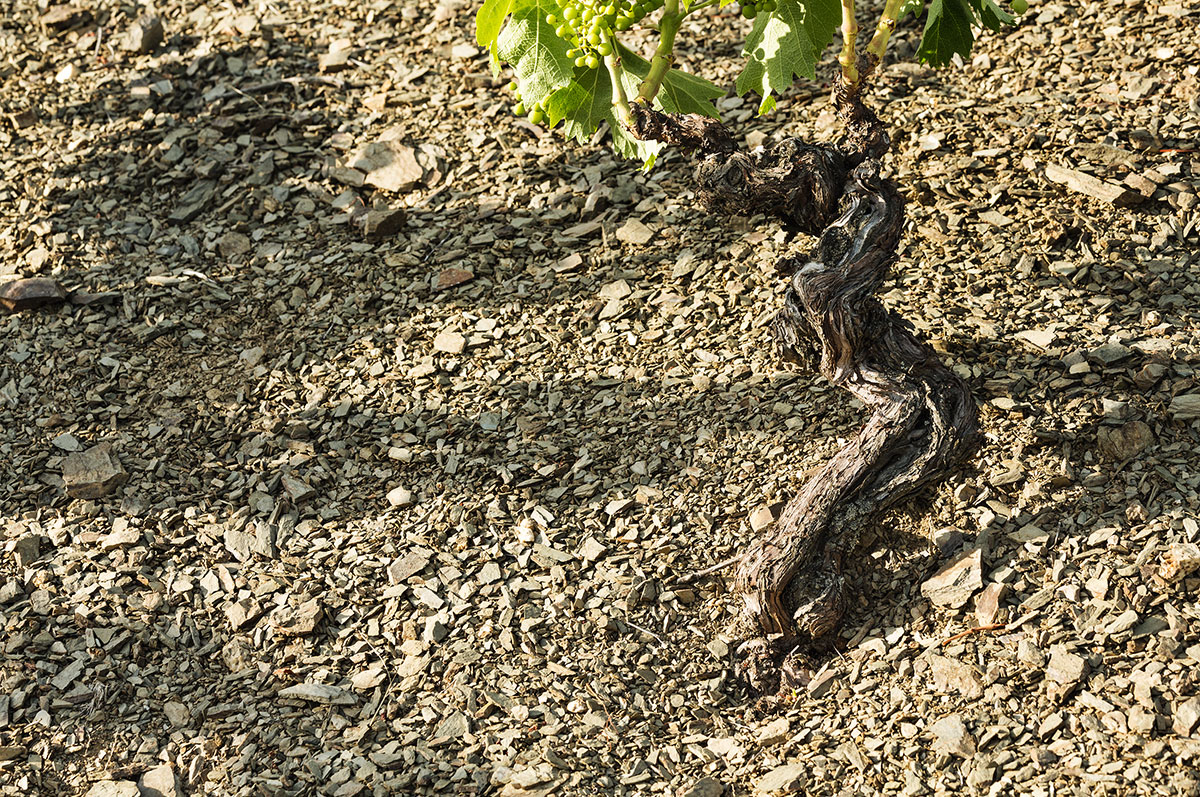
631,90,979,690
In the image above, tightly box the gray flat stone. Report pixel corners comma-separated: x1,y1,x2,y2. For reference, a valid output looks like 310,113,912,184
1046,647,1088,685
278,683,356,705
168,180,216,223
1169,394,1200,420
755,762,807,794
679,777,724,797
1,277,67,312
61,443,128,499
930,714,976,758
138,763,182,797
84,782,139,797
921,547,983,609
126,15,164,53
430,710,469,741
928,655,984,699
1097,421,1155,461
346,140,424,193
1173,696,1200,737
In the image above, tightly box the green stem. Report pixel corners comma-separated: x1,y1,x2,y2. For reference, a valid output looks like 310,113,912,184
865,0,904,74
838,0,859,89
634,0,684,106
605,45,632,129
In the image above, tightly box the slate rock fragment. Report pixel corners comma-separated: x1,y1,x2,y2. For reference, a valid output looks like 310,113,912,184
0,278,67,312
1044,163,1142,206
41,5,91,32
278,683,356,705
679,777,725,797
345,138,424,193
1097,420,1155,461
83,782,139,797
921,547,983,608
930,714,976,758
755,763,806,794
436,267,474,290
61,443,128,499
169,181,217,223
361,207,406,238
138,764,182,797
126,15,164,53
270,599,322,637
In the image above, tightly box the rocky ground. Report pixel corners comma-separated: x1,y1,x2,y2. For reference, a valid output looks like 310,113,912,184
1,0,1199,795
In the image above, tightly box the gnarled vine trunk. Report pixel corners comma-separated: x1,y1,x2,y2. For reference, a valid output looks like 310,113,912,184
631,86,979,690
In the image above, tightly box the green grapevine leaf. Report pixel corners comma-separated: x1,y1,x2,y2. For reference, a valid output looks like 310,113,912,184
978,0,1016,29
546,61,662,165
917,0,974,66
475,0,514,50
736,0,840,115
659,68,724,117
542,43,717,165
495,0,576,109
917,0,1017,66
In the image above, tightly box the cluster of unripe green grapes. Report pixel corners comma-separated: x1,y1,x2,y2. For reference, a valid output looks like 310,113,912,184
545,0,666,70
739,0,777,19
507,81,547,124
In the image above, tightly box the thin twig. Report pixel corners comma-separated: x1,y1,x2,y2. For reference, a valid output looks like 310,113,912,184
674,555,741,585
239,75,356,95
940,623,1005,646
624,619,665,643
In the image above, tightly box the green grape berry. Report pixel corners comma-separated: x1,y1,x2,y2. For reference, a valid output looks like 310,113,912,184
596,41,612,56
541,0,650,40
586,54,600,69
1011,0,1028,12
529,108,545,124
762,0,776,11
506,80,518,93
742,4,757,19
575,55,588,68
513,102,526,116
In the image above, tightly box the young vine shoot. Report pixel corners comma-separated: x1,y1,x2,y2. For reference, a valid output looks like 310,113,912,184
478,0,1024,165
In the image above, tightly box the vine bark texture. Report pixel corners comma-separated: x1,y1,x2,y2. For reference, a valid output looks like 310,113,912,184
631,86,980,683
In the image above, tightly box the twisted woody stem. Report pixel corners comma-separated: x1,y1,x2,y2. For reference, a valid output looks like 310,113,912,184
737,151,978,644
627,82,979,663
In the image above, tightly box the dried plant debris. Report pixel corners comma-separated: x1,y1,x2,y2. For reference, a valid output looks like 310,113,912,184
0,1,1198,796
